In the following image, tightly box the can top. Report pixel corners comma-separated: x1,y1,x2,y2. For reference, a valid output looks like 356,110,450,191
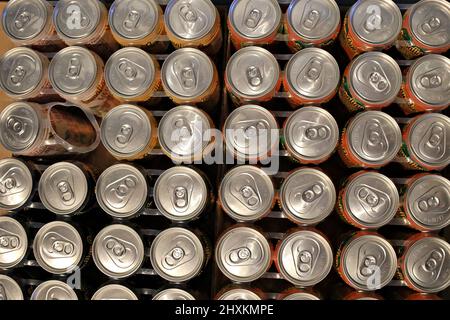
216,226,271,283
0,216,28,269
92,224,144,279
91,284,138,300
404,236,450,293
408,54,450,107
150,227,204,283
283,292,320,300
277,229,333,286
406,174,450,231
31,280,78,300
153,288,195,300
341,233,397,291
105,48,157,99
38,162,88,216
217,288,261,300
346,111,401,165
287,0,340,41
0,274,23,300
101,105,153,159
408,0,450,48
0,158,33,211
228,0,281,40
349,0,402,45
226,46,280,99
349,52,402,104
164,0,217,40
220,165,274,222
283,107,339,162
109,0,160,40
33,221,83,275
280,168,336,225
96,164,148,218
153,166,208,221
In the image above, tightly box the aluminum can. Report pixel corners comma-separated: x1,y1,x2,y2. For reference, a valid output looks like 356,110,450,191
0,216,28,270
277,287,321,300
30,280,78,300
153,288,195,300
216,286,264,300
339,289,383,300
91,284,138,300
0,275,23,300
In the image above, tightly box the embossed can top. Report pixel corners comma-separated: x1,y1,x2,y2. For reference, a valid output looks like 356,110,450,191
277,229,333,286
153,288,195,300
92,224,144,279
283,292,320,300
0,158,33,211
150,227,204,283
0,274,23,300
220,166,274,222
96,164,148,218
0,216,28,269
31,280,78,300
217,288,261,300
91,284,138,300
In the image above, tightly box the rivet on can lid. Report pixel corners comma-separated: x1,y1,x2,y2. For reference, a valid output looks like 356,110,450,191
0,216,28,269
31,280,78,300
153,288,195,300
0,274,23,300
0,158,33,211
91,284,138,300
217,288,261,300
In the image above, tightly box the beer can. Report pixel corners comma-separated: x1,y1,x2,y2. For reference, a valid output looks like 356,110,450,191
279,168,336,225
92,224,144,279
219,165,275,222
337,171,399,229
283,48,340,107
277,288,321,300
153,288,195,300
216,287,264,300
396,0,450,59
275,228,333,287
282,107,339,164
0,216,28,270
338,111,402,168
335,231,397,291
339,0,402,59
30,280,78,300
100,105,158,161
339,52,402,112
215,225,272,283
398,54,450,114
0,275,23,300
285,0,340,51
225,47,281,105
227,0,282,49
340,290,383,300
92,284,138,300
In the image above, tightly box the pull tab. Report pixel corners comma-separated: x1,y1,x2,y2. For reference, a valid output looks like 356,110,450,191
301,184,323,203
167,174,194,213
243,121,267,141
361,119,389,160
296,58,324,94
0,227,21,253
48,168,76,206
303,9,320,30
181,66,196,89
10,65,26,86
65,4,88,30
42,232,76,258
179,3,198,22
246,66,263,88
161,236,195,270
104,236,137,269
421,16,441,34
356,61,391,94
118,60,138,81
292,238,320,278
164,246,185,267
245,9,262,29
66,56,82,80
0,284,6,300
172,117,193,145
289,182,324,214
228,246,251,263
104,175,138,209
419,123,446,161
56,180,75,204
293,121,331,148
0,168,26,197
6,115,29,137
364,4,382,32
369,71,389,92
14,10,32,30
230,172,262,211
412,248,445,283
225,239,264,266
115,124,133,147
173,186,189,210
416,186,450,214
355,185,390,217
123,9,140,31
357,243,387,282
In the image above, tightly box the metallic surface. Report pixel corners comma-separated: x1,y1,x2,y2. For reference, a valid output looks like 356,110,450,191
0,216,28,269
0,158,33,211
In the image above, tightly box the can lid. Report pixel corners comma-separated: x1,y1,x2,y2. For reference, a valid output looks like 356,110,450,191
349,0,402,45
349,52,402,104
101,105,153,159
406,174,450,230
0,274,23,300
49,46,97,96
153,288,195,300
96,164,148,218
277,229,333,286
283,107,339,162
33,221,83,275
228,0,281,40
109,0,160,40
0,216,28,269
280,168,335,225
287,0,340,41
153,166,208,221
217,288,261,300
347,111,401,165
226,46,280,99
0,158,33,211
283,292,320,300
38,162,88,215
92,284,138,300
31,280,78,300
92,224,144,279
409,0,450,48
216,226,271,283
150,227,204,283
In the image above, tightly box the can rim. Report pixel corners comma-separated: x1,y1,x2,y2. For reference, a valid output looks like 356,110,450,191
152,288,196,300
91,284,138,300
31,280,78,300
0,216,28,269
217,288,262,300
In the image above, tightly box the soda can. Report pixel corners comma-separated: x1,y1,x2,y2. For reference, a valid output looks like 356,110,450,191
0,274,23,300
153,288,195,300
339,289,383,300
227,0,282,49
225,47,281,105
219,165,275,222
30,280,78,300
215,225,272,283
91,284,138,300
275,228,333,287
335,231,397,291
100,105,158,161
277,288,321,300
396,0,450,59
337,171,399,229
285,0,341,51
279,168,336,225
216,286,264,300
338,111,402,168
0,216,28,270
339,0,402,59
339,52,402,112
92,224,144,279
404,293,441,300
282,107,339,164
283,48,340,107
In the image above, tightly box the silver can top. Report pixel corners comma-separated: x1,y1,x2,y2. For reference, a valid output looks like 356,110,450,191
0,275,23,300
283,292,320,300
0,158,33,211
92,224,144,279
226,46,280,100
96,164,148,218
277,229,333,286
0,216,28,269
31,280,78,300
153,288,195,300
217,288,261,300
216,226,271,283
150,227,204,283
33,221,83,275
91,284,138,300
